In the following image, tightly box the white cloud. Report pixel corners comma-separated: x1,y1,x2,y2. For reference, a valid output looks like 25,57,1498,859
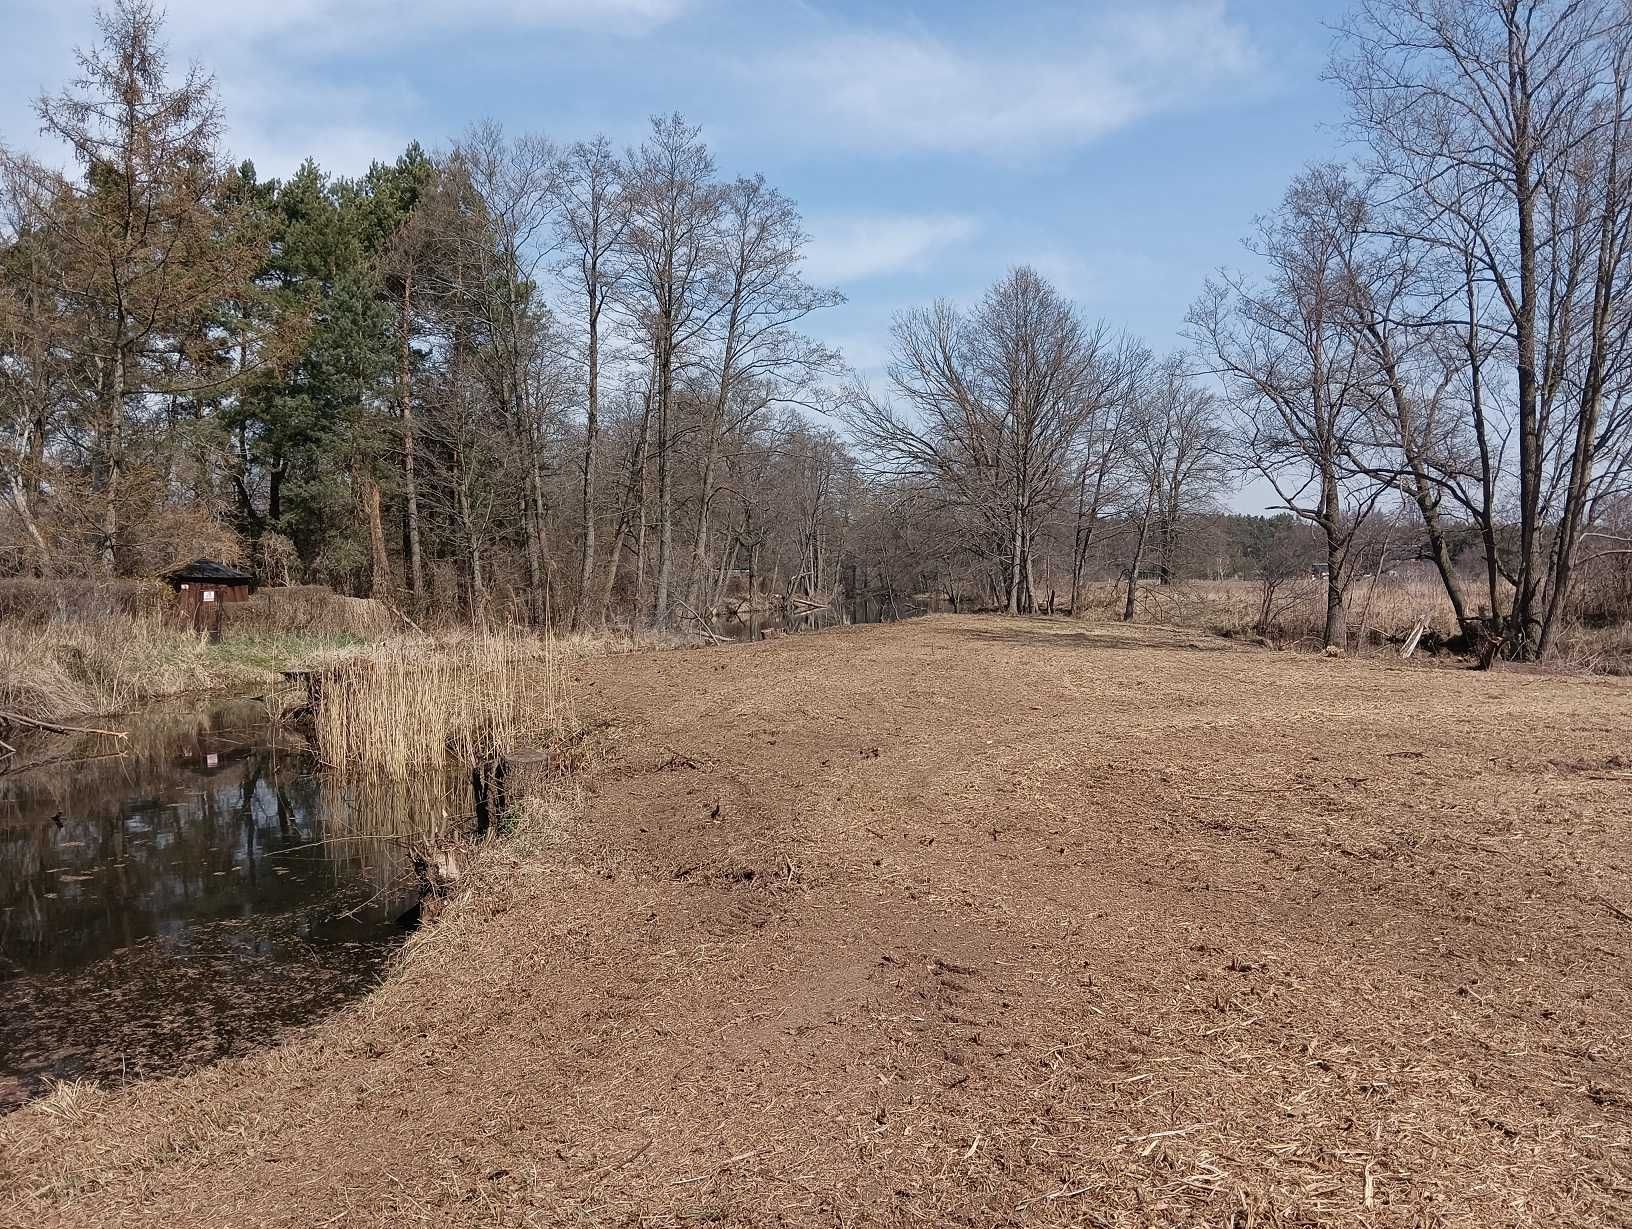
801,213,980,285
746,1,1258,156
124,0,689,46
2,0,692,176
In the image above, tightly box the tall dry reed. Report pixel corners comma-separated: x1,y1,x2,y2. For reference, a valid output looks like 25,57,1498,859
0,614,217,721
305,632,568,776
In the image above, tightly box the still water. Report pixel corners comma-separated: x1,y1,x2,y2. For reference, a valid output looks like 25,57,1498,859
0,702,448,1111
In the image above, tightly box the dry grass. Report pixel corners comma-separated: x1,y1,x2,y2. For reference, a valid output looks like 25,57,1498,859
0,577,171,624
304,632,572,776
1091,574,1632,670
0,587,697,731
3,616,1629,1227
22,1081,102,1129
230,585,398,638
1085,575,1458,648
0,615,221,721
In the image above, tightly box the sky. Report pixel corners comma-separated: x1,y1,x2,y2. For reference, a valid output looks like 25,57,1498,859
1,0,1352,509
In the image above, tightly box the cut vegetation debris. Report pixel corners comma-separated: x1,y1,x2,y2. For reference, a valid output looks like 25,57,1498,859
4,615,1629,1227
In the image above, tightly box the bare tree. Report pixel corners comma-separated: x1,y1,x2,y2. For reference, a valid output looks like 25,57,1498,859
1120,357,1228,621
1189,167,1386,650
843,267,1130,614
618,114,723,628
455,123,562,621
1067,343,1147,614
554,135,630,628
682,174,842,613
1335,0,1632,657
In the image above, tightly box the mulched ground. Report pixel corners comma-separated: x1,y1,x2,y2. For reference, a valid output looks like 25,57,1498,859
3,614,1630,1227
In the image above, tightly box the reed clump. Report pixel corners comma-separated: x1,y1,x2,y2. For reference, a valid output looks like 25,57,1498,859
306,633,568,777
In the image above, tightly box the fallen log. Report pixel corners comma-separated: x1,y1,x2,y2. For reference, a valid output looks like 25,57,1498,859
0,711,128,740
1399,622,1425,660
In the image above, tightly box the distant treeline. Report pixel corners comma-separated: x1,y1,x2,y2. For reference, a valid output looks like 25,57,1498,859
3,1,1632,660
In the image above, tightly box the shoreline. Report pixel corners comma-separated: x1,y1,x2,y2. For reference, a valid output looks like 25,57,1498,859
4,615,1630,1226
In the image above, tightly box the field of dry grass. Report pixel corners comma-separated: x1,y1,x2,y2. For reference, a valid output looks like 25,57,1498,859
1082,574,1632,672
4,613,1629,1227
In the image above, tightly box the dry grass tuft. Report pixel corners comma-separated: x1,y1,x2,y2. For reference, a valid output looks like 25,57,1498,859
27,1080,104,1127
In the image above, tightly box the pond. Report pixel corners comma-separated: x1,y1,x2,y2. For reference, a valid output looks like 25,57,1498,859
705,593,950,642
0,701,454,1112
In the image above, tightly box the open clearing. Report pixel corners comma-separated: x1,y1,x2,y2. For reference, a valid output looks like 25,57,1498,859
3,614,1631,1227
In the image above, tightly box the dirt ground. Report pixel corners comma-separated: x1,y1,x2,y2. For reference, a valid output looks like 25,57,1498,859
3,614,1631,1227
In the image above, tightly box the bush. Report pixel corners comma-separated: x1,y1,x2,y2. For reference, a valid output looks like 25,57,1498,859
0,578,170,626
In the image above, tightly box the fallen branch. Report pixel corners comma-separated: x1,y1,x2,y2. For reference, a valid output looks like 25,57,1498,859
1598,897,1632,924
1399,622,1425,659
673,599,728,643
0,711,128,739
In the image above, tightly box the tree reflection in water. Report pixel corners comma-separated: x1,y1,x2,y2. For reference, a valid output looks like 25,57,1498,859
0,700,467,1110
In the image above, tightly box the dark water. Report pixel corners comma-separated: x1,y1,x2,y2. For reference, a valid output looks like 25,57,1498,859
705,593,948,642
0,702,444,1111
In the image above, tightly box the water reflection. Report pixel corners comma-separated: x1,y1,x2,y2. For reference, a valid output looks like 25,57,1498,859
0,701,461,1111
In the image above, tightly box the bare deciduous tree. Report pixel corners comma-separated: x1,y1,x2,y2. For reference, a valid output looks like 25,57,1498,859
1335,0,1632,657
619,114,723,628
554,135,629,629
1189,167,1385,650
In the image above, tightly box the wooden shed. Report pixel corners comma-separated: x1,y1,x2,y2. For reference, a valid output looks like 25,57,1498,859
161,559,256,627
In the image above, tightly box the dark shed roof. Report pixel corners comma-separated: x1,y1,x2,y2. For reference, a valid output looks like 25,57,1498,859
161,558,255,584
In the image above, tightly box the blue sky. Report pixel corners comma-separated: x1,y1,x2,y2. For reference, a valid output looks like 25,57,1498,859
3,0,1349,444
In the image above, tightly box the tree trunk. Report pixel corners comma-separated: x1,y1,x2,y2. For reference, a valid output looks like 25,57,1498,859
357,467,390,599
687,436,722,612
654,345,674,627
1006,501,1024,615
1323,563,1346,651
399,270,424,607
1320,464,1347,651
599,417,648,624
459,479,484,626
1123,505,1152,622
98,341,126,575
522,490,544,624
1510,117,1542,658
5,469,51,576
573,294,601,631
635,387,653,617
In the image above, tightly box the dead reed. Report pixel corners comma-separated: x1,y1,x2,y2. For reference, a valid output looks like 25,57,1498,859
0,614,219,721
304,632,569,776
